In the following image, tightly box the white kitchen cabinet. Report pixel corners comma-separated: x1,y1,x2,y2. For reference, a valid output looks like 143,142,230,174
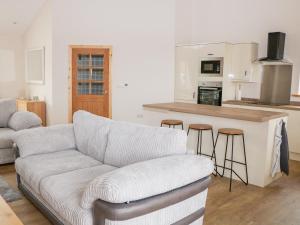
175,42,259,103
230,43,258,81
198,43,226,58
175,46,199,103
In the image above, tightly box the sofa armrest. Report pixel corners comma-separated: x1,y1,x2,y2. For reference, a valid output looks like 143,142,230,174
8,111,42,131
81,154,214,208
93,176,210,224
13,124,76,158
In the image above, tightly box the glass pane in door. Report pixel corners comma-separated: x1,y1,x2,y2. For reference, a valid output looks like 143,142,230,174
91,55,104,67
91,83,103,95
92,69,103,81
77,54,90,67
77,82,90,95
77,69,90,80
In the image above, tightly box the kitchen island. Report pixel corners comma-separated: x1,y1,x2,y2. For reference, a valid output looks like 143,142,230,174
143,102,288,187
223,100,300,162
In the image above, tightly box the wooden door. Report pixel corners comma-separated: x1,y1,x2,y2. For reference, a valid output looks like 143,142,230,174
71,47,111,118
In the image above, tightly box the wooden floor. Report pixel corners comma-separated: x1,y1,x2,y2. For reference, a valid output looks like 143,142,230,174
0,161,300,225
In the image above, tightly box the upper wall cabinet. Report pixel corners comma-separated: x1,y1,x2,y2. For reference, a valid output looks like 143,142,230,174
198,43,226,58
230,43,258,82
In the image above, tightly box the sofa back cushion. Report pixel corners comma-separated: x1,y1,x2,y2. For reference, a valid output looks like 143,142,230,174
0,99,16,128
8,111,42,131
13,124,76,158
104,122,187,167
73,110,113,162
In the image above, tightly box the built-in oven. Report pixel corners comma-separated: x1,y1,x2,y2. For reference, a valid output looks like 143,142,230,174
200,58,223,77
198,82,223,106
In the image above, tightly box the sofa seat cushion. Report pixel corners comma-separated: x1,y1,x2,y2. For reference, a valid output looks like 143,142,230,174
15,150,101,194
104,122,187,167
0,128,15,149
40,165,116,225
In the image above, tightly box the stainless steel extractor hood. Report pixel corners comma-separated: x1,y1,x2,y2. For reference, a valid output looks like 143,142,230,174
256,60,293,105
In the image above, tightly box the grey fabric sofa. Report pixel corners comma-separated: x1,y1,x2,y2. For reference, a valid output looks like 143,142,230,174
13,110,214,225
0,98,42,164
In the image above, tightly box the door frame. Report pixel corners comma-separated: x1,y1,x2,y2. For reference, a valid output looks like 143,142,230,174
68,45,112,122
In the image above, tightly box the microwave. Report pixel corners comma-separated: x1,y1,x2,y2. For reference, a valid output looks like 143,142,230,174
200,58,223,76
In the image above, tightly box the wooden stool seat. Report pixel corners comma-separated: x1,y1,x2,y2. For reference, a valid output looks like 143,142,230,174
161,119,183,126
161,119,183,130
189,124,212,131
218,128,243,135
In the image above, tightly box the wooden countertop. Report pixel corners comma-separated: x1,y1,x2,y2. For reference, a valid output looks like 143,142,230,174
223,100,300,111
143,102,288,122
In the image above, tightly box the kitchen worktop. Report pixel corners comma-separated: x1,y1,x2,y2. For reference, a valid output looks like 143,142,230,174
223,100,300,111
143,102,288,122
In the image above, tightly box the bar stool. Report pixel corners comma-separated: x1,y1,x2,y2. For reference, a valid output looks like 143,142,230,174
214,128,249,192
161,119,183,130
187,124,217,173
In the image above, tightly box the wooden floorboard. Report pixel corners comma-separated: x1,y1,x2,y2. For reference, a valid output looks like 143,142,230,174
0,161,299,225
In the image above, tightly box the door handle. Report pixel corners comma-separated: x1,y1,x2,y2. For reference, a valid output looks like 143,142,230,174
104,90,108,95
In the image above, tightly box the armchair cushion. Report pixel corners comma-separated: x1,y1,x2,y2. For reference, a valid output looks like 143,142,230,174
73,110,113,162
81,155,214,208
0,128,15,148
0,99,16,128
104,122,187,167
13,124,76,158
8,111,42,131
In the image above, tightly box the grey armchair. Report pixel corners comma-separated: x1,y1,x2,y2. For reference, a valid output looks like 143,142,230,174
0,98,42,164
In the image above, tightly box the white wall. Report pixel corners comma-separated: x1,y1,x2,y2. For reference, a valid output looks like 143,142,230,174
23,0,53,123
176,0,300,98
0,36,25,98
51,0,175,124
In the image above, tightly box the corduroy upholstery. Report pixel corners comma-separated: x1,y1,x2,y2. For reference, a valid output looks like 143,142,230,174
0,98,42,164
14,110,213,225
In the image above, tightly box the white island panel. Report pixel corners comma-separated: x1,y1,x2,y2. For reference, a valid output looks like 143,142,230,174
143,107,287,187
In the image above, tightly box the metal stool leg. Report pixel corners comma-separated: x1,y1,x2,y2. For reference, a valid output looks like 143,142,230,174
181,124,184,130
221,134,229,177
210,129,218,176
210,129,216,160
187,128,190,135
199,130,203,155
242,134,249,185
169,124,171,128
214,132,220,175
196,130,200,155
229,135,234,192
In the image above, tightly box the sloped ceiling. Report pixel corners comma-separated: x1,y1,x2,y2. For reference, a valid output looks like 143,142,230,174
0,0,46,36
